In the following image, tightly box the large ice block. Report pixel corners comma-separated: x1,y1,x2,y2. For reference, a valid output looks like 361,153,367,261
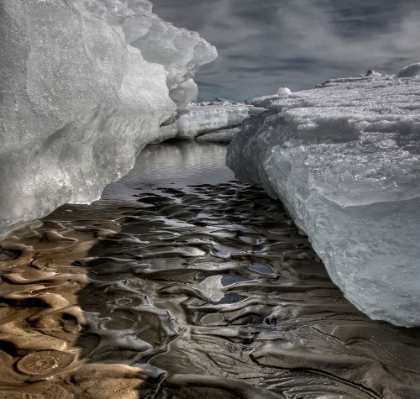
0,0,216,234
227,68,420,326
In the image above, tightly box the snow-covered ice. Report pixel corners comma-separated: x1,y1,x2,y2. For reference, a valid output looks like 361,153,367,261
0,0,216,234
227,66,420,326
245,95,280,108
246,87,291,108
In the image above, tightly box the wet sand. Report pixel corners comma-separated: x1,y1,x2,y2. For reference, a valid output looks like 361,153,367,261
0,142,419,398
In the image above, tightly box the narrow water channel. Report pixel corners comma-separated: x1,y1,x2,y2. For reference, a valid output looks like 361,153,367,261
0,141,419,399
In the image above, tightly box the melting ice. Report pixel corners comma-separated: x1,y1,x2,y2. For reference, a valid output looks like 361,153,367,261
0,0,216,234
228,68,420,326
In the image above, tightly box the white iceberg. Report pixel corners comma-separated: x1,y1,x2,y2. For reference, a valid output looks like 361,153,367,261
0,0,216,234
227,66,420,326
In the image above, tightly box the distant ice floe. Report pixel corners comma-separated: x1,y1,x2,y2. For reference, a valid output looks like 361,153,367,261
396,62,420,78
158,102,249,141
0,0,216,234
227,65,420,326
176,103,249,140
196,127,243,143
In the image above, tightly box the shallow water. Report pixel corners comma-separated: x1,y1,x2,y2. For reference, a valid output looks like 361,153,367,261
102,141,234,200
0,141,419,398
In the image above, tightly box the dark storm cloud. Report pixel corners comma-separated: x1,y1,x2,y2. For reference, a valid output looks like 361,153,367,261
151,0,420,100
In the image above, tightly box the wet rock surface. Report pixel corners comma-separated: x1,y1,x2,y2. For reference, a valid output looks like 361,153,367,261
0,182,419,398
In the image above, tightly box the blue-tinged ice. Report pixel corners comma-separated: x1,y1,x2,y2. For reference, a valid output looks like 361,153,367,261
227,67,420,326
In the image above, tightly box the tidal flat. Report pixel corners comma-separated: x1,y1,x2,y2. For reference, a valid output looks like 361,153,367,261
0,141,419,399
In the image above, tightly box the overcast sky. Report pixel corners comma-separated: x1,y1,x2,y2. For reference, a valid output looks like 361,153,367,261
151,0,420,101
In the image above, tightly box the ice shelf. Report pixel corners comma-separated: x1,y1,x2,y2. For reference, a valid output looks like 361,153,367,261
227,67,420,326
0,0,216,234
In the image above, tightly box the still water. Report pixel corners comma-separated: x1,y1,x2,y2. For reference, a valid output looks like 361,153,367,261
0,141,419,399
102,141,234,200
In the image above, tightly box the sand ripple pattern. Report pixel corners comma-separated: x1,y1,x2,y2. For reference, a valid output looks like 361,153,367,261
0,182,419,398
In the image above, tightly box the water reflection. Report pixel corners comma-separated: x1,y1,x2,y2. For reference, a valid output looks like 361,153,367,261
0,142,419,398
102,140,234,200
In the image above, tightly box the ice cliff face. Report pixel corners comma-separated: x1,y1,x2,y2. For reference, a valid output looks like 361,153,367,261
0,0,216,234
227,68,420,327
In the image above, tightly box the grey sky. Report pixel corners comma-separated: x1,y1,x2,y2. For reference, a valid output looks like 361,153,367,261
151,0,420,101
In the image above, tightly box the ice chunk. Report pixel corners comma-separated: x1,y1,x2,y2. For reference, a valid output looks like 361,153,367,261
277,87,291,96
196,126,242,143
396,63,420,78
0,0,216,234
365,69,382,77
246,95,283,109
164,104,249,140
122,4,217,94
246,88,291,109
227,66,420,326
169,79,199,110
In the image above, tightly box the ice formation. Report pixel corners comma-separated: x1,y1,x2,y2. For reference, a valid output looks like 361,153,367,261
0,0,216,234
227,67,420,326
163,103,249,140
245,95,280,108
196,126,243,143
277,87,291,96
396,63,420,78
246,87,291,108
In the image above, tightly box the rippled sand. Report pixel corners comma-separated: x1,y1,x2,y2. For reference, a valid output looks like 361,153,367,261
1,141,420,398
1,179,420,399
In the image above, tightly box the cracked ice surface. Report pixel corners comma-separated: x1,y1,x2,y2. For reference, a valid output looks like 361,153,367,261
0,0,216,234
227,68,420,326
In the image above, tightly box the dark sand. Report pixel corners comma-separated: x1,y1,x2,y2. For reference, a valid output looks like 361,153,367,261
0,141,419,398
